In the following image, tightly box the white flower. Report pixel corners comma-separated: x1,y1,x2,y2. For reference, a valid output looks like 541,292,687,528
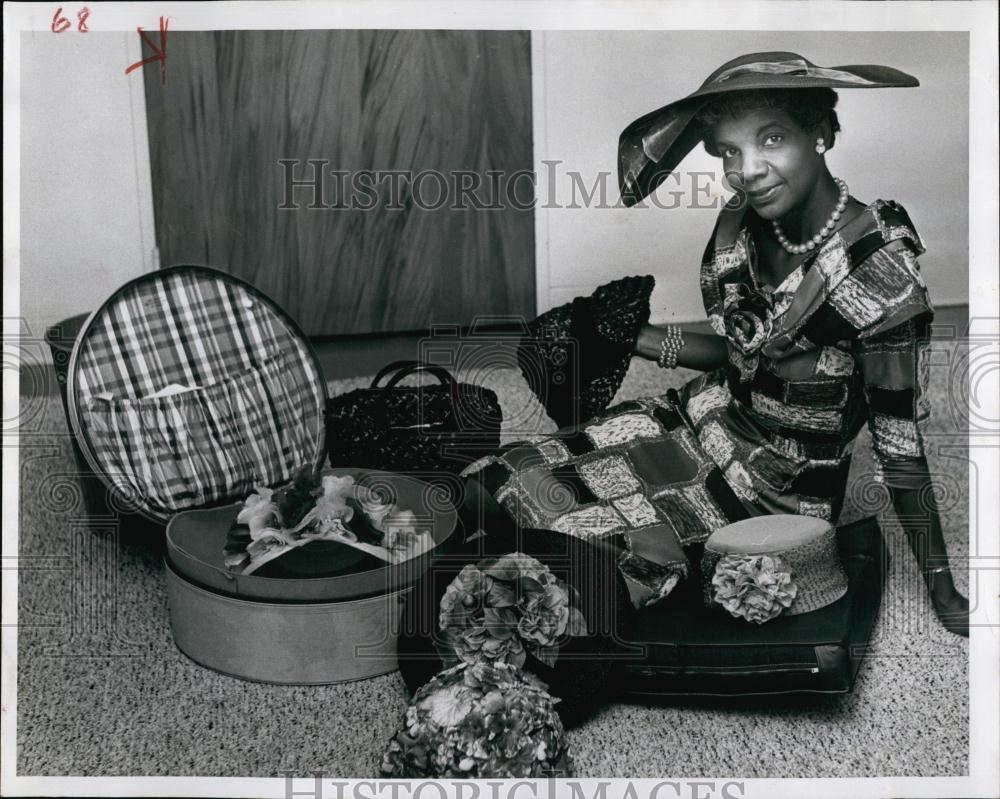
311,489,354,525
236,487,280,540
321,474,357,497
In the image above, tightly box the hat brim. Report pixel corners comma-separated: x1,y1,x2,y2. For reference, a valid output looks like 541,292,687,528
618,63,919,207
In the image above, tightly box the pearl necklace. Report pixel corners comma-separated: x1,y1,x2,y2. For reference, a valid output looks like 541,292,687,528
772,178,849,255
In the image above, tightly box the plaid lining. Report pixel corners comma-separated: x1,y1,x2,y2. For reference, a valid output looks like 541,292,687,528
75,269,324,516
76,271,299,399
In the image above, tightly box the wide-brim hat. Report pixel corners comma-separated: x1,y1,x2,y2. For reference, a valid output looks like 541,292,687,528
396,527,637,728
618,51,920,207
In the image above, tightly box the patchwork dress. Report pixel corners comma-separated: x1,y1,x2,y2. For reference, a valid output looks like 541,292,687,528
462,199,933,607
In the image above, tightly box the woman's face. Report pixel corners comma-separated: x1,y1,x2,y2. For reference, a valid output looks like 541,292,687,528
712,107,824,220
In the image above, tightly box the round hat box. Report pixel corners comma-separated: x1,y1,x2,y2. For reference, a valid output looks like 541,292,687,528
66,265,457,683
165,468,458,684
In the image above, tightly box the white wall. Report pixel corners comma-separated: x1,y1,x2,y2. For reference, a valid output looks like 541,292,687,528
18,31,154,349
532,31,969,324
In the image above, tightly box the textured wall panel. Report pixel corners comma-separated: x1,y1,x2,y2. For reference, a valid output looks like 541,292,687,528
144,30,534,335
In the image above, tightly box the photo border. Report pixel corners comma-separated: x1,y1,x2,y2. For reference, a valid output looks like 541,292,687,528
3,2,997,797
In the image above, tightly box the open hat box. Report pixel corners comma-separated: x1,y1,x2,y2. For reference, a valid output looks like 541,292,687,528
66,265,457,684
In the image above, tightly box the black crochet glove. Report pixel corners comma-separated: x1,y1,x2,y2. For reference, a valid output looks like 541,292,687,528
590,275,655,346
518,275,655,429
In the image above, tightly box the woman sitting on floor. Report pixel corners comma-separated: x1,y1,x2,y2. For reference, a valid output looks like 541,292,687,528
461,51,968,636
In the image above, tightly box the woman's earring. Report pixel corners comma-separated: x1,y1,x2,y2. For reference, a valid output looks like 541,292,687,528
815,138,827,154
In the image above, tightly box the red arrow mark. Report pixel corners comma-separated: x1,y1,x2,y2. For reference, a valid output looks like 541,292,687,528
125,16,168,84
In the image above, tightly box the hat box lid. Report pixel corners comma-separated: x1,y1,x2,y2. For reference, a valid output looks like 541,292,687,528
66,264,327,525
166,467,458,602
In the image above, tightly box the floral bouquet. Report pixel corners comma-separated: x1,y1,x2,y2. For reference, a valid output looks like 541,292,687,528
710,553,798,624
380,661,573,778
437,553,588,669
224,467,435,575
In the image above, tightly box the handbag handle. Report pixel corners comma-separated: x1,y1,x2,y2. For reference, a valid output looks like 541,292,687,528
370,359,456,390
465,316,532,336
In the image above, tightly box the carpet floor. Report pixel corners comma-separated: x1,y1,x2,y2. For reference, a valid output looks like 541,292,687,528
16,354,969,778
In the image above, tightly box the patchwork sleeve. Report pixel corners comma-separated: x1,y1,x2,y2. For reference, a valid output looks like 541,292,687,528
827,238,934,341
852,313,934,490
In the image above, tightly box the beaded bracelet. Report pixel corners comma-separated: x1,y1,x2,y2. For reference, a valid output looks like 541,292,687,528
657,325,684,369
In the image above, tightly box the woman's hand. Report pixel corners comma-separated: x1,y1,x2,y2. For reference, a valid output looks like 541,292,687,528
635,324,730,372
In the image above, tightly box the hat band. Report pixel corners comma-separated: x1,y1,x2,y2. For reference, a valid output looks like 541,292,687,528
713,58,880,87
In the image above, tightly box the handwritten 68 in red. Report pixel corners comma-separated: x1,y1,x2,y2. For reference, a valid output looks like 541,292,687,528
50,6,90,33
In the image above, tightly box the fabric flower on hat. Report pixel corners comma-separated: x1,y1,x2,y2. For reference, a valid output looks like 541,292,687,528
438,553,587,669
711,553,798,624
381,661,573,778
227,485,294,570
439,564,526,667
312,474,357,522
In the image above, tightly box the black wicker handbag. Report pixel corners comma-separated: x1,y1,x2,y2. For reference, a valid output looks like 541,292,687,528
325,360,502,476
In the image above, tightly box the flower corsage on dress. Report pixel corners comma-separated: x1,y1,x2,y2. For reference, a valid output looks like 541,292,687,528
723,283,775,381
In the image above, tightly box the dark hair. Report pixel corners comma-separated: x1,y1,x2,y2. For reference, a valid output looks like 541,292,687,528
694,88,841,156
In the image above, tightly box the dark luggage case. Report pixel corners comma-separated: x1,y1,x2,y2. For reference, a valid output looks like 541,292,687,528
621,516,888,697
